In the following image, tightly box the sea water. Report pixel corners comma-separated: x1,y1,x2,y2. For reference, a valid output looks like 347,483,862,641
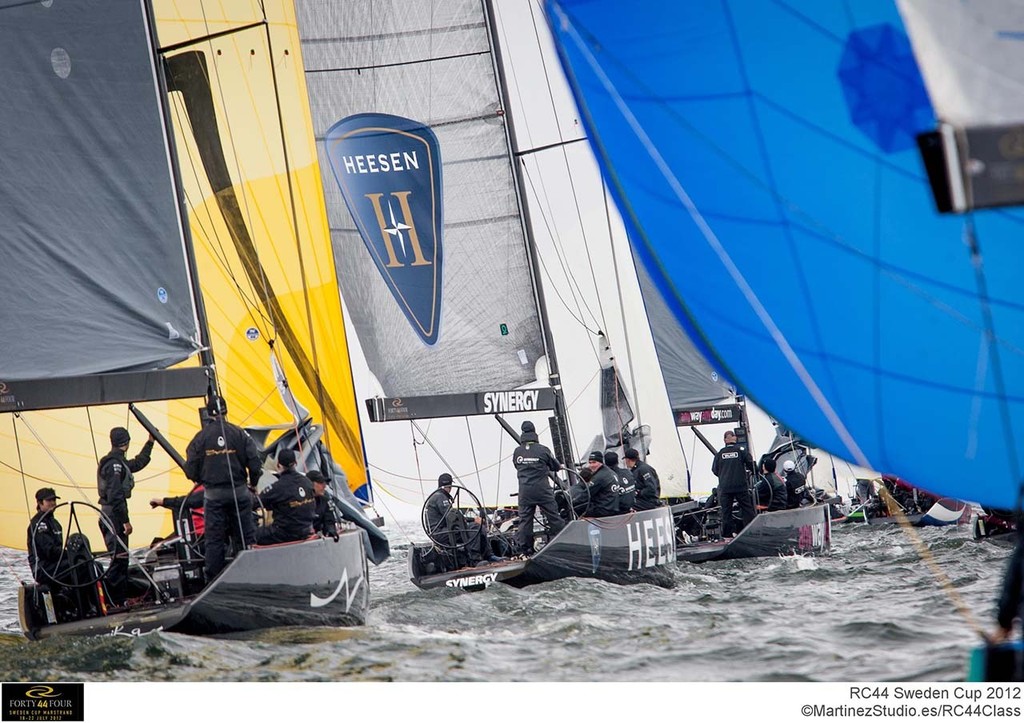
0,522,1011,682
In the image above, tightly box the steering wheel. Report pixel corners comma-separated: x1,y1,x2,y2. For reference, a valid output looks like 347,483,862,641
421,484,486,551
31,501,112,589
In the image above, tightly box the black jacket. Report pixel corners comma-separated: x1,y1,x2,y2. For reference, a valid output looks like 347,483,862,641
184,419,262,490
631,461,662,510
712,443,753,493
27,510,63,583
608,463,636,513
313,495,339,538
586,464,620,517
754,473,788,511
997,538,1024,631
97,439,154,527
259,468,316,542
785,470,810,509
513,432,561,505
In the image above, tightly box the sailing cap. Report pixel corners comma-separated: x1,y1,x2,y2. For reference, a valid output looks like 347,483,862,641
783,460,796,472
110,427,131,447
604,451,618,465
277,448,297,468
207,396,228,416
438,472,454,487
588,451,604,463
521,420,535,434
307,470,326,484
35,487,59,503
624,448,640,460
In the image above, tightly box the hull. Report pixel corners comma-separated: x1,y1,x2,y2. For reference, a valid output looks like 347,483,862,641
409,507,677,590
843,498,971,527
20,531,368,640
676,505,832,564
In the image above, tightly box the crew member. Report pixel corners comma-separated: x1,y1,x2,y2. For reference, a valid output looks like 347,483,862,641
512,420,566,556
624,448,661,510
584,450,620,518
97,426,154,602
712,430,754,538
256,448,316,544
424,473,500,565
782,459,811,509
604,451,636,513
308,470,339,540
184,396,261,580
754,457,787,512
27,487,67,585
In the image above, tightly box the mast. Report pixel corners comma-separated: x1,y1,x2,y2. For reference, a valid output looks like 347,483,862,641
143,0,216,384
483,0,575,463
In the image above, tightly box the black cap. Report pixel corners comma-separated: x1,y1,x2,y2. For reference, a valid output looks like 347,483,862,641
35,487,59,503
624,448,640,460
604,451,619,465
207,396,228,417
521,421,535,434
588,451,604,463
110,427,131,447
307,470,326,484
438,472,453,487
277,448,296,467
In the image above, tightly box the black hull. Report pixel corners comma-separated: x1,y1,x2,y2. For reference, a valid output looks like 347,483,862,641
409,507,677,590
20,532,368,640
675,505,832,563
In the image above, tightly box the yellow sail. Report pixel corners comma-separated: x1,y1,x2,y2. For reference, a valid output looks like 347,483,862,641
0,1,367,551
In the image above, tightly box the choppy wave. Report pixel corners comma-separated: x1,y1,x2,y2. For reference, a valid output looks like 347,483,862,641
0,524,1011,682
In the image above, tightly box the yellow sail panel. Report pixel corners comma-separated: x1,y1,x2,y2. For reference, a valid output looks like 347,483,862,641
157,1,369,495
0,405,190,552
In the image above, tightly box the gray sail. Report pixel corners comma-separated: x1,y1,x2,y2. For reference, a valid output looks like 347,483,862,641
634,255,736,412
0,0,200,382
295,0,545,397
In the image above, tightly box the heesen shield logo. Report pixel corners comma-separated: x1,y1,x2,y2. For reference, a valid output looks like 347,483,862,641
325,113,443,345
3,682,84,721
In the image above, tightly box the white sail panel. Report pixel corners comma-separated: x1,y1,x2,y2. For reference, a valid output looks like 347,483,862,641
295,0,546,397
898,0,1024,125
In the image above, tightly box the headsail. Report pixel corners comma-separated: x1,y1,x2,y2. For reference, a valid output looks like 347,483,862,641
295,0,548,409
546,0,1024,509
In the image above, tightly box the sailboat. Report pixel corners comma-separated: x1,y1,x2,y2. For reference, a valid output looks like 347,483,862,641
543,0,1024,678
842,475,972,527
292,0,677,590
7,0,387,640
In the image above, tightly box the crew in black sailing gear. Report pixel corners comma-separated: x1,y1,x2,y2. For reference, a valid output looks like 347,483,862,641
97,426,154,602
27,487,68,585
513,420,566,555
624,448,662,510
255,448,315,545
754,457,788,512
424,473,499,565
307,470,339,540
782,459,811,508
584,451,620,518
712,430,754,538
604,451,636,513
184,396,261,581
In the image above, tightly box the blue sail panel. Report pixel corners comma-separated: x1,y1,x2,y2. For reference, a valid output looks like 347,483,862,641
546,0,1024,508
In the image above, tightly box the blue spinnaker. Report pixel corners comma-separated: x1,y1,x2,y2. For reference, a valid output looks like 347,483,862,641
546,0,1024,509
